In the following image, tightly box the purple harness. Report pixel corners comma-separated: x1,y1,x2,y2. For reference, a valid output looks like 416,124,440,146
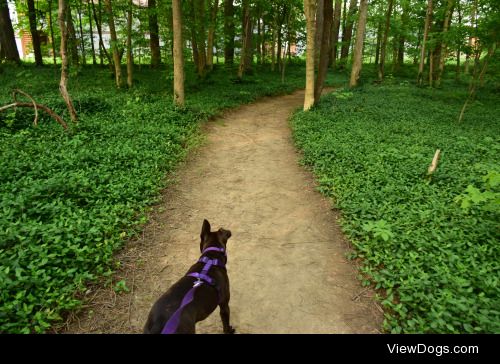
161,247,226,334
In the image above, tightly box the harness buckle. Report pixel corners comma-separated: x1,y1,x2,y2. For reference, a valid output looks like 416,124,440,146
193,279,203,288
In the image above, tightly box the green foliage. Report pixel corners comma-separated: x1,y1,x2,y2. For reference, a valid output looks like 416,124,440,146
0,63,307,333
291,83,500,333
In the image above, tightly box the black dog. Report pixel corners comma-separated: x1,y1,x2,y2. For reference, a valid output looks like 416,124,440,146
143,219,235,334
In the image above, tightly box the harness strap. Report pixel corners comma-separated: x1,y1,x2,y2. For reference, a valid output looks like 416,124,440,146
161,286,197,334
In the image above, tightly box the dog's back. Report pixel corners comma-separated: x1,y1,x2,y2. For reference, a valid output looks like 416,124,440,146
143,219,234,334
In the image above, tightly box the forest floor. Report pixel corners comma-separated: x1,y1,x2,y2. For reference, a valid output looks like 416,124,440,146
63,89,383,333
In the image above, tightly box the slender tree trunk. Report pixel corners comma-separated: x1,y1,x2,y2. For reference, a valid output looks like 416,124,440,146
303,0,317,111
126,0,133,88
224,0,235,67
67,4,79,66
418,0,433,86
374,21,382,65
458,43,496,123
271,28,276,71
237,0,250,79
27,0,43,66
256,12,261,64
455,1,462,80
396,2,409,72
314,0,332,101
76,1,86,65
172,0,184,106
92,0,110,66
48,0,57,66
349,0,368,88
105,0,122,88
436,0,455,87
314,0,324,68
339,0,357,67
0,0,20,63
464,0,477,75
58,0,77,122
330,0,342,69
207,0,219,70
87,0,96,65
148,0,160,68
244,17,253,72
378,0,393,81
192,0,207,78
261,19,266,64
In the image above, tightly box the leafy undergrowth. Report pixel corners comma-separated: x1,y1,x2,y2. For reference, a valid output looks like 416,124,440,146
291,82,499,333
0,63,311,333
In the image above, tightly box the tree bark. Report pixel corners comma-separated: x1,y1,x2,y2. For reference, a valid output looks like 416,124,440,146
48,0,57,66
330,0,342,69
27,0,43,66
105,0,122,88
223,0,235,67
339,0,357,67
66,3,79,67
237,0,251,79
148,0,161,68
191,0,207,78
58,0,77,122
126,0,133,88
374,21,382,65
396,2,409,72
378,0,393,81
303,0,317,111
314,0,324,68
91,0,110,66
349,0,368,88
207,0,219,70
0,0,20,63
76,1,86,65
417,0,433,86
87,0,96,65
172,0,185,106
314,0,332,101
436,0,455,87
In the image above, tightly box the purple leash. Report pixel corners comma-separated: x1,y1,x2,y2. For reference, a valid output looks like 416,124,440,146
161,247,226,334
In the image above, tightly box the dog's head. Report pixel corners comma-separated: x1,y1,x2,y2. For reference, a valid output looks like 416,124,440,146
200,219,231,252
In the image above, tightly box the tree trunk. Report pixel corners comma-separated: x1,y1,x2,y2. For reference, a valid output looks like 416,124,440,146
455,1,461,80
237,0,250,79
148,0,160,68
303,0,317,111
92,0,111,66
330,0,342,69
207,0,220,70
126,0,133,88
105,0,122,88
48,0,57,66
27,0,43,66
0,0,20,63
223,0,235,67
192,0,207,78
314,0,332,101
349,0,368,88
172,0,185,106
377,0,393,81
436,0,455,87
76,1,86,65
87,0,96,65
58,0,77,122
67,4,79,66
314,0,324,68
464,0,477,75
271,28,276,71
339,0,357,67
417,0,433,86
374,21,382,65
396,2,409,72
256,11,261,64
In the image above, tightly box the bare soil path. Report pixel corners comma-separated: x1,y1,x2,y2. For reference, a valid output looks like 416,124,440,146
65,90,383,334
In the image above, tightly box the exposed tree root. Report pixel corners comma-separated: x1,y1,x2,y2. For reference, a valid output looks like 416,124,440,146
0,89,68,130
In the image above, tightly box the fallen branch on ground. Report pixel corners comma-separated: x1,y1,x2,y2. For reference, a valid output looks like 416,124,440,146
0,89,68,130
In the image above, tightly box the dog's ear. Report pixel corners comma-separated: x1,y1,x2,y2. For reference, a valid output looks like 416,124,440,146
201,219,211,241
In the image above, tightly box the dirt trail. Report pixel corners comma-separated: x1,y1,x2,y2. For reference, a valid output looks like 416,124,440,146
65,90,383,334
